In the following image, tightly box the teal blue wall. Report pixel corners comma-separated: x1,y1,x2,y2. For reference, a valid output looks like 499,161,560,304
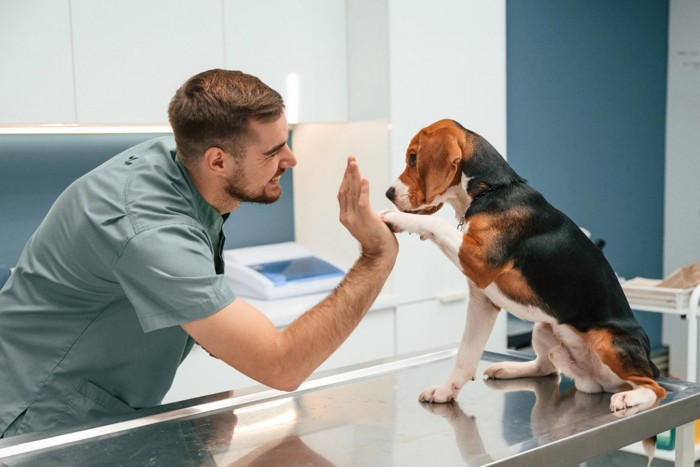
506,0,669,348
0,134,295,270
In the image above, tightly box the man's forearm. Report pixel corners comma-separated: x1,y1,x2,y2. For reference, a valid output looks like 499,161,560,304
278,252,395,389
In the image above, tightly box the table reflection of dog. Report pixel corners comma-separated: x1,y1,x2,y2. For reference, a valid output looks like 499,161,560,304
381,120,665,416
422,375,658,466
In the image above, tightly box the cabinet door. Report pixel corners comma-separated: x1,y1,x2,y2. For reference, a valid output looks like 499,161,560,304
164,308,395,403
317,308,395,371
396,298,466,355
163,344,259,404
396,297,507,355
0,0,75,124
223,0,347,123
70,0,224,123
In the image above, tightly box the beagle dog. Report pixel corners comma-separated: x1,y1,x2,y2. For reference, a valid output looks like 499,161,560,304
381,119,666,413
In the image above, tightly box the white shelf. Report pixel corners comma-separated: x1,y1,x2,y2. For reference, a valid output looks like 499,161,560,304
619,279,700,463
620,280,700,382
622,278,697,315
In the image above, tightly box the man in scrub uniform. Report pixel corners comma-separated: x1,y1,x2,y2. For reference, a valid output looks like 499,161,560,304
0,69,398,437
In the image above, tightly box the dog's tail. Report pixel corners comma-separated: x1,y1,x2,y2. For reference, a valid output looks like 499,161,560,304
642,435,656,467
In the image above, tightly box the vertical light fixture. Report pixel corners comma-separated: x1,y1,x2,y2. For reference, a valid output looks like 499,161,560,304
286,73,300,124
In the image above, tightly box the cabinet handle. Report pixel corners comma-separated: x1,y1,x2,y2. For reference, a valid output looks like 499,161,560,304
438,293,467,304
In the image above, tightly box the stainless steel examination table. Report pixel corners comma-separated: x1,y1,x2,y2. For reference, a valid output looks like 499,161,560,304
1,348,699,466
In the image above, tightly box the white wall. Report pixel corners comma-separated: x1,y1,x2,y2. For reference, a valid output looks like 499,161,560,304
292,120,393,270
662,0,700,380
387,0,507,304
663,0,700,275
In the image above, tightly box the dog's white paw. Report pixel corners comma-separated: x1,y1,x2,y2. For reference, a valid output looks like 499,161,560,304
419,383,460,404
378,209,405,233
484,360,558,380
610,388,657,414
483,362,524,379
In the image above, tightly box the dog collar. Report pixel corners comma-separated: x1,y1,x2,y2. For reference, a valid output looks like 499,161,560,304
457,179,525,231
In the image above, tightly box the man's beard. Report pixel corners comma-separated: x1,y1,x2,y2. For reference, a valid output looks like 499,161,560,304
225,169,283,205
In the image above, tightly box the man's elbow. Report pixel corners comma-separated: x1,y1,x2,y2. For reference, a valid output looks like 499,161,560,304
271,379,303,393
252,362,309,392
266,368,308,392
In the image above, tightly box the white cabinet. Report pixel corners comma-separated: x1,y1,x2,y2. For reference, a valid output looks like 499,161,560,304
396,298,466,355
0,0,75,124
224,0,347,124
163,344,257,404
317,307,395,371
0,0,346,124
396,296,508,356
70,0,224,123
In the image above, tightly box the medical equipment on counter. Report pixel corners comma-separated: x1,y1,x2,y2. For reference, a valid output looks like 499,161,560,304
223,242,345,300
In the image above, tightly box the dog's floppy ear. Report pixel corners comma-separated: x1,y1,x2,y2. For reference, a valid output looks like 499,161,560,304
422,131,464,204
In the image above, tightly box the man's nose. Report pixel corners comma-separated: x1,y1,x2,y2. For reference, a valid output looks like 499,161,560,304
281,147,297,168
385,186,395,201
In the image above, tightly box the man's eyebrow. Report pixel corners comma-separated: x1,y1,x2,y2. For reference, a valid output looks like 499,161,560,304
263,141,286,156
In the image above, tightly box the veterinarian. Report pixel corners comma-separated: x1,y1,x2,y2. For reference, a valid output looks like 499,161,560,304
0,69,398,438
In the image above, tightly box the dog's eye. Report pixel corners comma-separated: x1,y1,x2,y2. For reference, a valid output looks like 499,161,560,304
408,153,417,168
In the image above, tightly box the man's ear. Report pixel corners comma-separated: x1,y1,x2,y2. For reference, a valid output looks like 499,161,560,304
203,147,228,173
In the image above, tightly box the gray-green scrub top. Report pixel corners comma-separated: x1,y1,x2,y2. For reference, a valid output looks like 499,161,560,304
0,136,237,437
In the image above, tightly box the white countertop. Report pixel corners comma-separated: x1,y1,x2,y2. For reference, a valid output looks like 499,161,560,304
241,291,399,328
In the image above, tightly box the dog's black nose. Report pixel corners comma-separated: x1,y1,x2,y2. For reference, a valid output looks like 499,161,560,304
385,186,395,201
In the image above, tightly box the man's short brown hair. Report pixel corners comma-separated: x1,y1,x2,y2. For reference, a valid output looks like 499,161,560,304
168,69,285,167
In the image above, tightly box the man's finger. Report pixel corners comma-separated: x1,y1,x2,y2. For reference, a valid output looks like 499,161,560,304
358,178,370,208
339,157,360,221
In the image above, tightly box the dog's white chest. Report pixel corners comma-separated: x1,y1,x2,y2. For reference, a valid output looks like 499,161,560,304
483,283,556,324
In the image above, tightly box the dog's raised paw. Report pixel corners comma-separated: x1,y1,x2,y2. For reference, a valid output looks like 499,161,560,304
378,209,404,233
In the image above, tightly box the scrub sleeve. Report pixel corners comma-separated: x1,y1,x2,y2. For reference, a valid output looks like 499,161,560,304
113,224,235,332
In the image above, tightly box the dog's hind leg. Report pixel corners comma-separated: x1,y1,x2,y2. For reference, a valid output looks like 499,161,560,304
420,288,500,403
581,329,667,412
483,322,559,379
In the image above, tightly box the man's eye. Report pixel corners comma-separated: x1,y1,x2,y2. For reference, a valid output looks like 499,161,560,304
409,153,417,168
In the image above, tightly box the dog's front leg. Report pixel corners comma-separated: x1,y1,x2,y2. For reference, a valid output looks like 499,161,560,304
379,210,465,272
420,288,500,403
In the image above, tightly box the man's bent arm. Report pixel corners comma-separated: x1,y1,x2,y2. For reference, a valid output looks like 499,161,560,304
182,156,398,391
181,250,393,391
